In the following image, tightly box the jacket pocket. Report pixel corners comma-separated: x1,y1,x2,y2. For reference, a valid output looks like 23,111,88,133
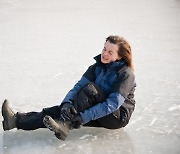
113,106,129,127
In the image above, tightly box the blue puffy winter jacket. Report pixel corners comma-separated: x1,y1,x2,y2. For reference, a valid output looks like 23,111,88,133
62,55,136,124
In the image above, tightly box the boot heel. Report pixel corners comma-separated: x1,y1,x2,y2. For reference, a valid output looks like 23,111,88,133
2,120,7,131
55,133,66,141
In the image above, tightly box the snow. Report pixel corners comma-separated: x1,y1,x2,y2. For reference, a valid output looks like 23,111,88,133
0,0,180,153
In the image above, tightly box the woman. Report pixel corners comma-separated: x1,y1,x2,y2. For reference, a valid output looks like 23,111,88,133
2,35,136,141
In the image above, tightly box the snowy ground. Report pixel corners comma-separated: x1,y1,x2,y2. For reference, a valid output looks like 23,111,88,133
0,0,180,153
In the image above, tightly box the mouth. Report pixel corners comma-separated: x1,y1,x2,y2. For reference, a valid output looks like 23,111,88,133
101,55,109,63
102,56,108,61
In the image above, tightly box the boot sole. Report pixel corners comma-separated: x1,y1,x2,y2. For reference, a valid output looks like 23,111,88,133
43,116,67,141
2,100,9,131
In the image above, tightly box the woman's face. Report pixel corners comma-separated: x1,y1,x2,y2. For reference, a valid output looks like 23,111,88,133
101,41,121,64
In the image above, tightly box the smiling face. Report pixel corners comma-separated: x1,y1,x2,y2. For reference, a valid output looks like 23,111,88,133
101,41,121,64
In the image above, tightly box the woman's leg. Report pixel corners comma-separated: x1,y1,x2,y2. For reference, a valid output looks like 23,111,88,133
83,120,101,127
97,114,124,129
16,105,61,130
84,114,124,129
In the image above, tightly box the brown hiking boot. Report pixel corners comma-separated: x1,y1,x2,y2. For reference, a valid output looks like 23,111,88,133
43,115,70,141
2,100,17,131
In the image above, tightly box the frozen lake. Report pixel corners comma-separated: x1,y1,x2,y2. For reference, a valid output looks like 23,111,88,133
0,0,180,153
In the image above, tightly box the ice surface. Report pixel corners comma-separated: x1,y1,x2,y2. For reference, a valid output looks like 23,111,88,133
0,0,180,153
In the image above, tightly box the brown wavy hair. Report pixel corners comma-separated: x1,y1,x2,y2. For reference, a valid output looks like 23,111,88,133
106,35,133,70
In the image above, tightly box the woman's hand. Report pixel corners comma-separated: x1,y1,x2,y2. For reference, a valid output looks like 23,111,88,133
60,102,77,121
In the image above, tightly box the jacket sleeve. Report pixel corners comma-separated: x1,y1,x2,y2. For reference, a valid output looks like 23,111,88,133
80,92,125,124
111,67,135,98
80,67,135,124
62,63,97,103
62,76,90,103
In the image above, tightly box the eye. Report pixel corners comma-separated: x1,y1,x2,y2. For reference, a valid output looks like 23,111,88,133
108,51,113,55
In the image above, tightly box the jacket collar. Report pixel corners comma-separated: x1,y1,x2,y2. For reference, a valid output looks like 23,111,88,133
94,54,126,70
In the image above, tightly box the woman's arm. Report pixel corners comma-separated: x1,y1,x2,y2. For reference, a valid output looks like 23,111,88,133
80,92,125,123
62,64,97,103
80,67,135,124
62,76,90,103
